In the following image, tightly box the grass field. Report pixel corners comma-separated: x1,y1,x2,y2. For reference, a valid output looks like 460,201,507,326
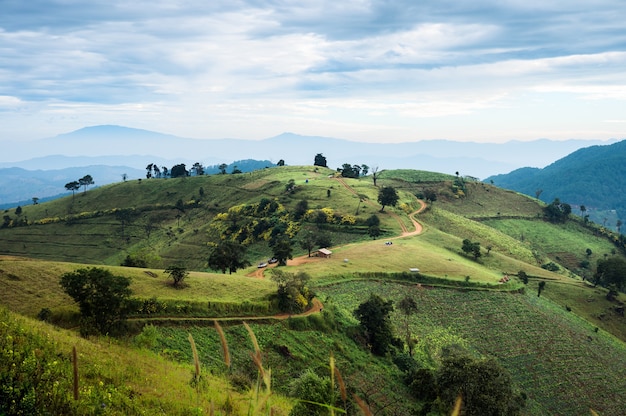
317,280,626,416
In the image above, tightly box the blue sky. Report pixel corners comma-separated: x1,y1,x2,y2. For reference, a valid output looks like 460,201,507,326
1,0,625,143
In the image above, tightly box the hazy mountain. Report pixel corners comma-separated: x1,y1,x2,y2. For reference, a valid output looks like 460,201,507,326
486,139,626,221
4,125,616,177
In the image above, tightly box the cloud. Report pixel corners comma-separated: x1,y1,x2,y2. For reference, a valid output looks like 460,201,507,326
1,0,625,142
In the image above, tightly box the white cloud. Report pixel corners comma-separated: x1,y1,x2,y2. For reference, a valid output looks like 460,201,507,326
1,1,625,142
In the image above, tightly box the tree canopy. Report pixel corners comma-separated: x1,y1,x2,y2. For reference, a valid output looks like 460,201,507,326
314,153,327,168
207,241,250,274
354,294,395,356
377,186,399,212
60,267,132,335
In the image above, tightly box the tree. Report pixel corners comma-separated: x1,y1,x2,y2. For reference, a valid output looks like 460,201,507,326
361,164,369,176
231,165,242,174
617,219,623,234
544,198,571,223
270,269,313,313
594,257,626,291
580,205,587,218
218,163,228,174
207,241,250,274
354,294,395,356
146,163,153,179
377,186,399,212
371,166,379,186
121,173,128,181
462,239,481,260
397,295,418,356
272,237,294,266
299,230,316,257
60,267,132,334
314,153,327,167
191,162,204,176
15,206,22,216
32,197,39,205
78,175,94,193
65,181,80,200
164,265,189,287
170,164,188,178
277,159,285,166
436,348,524,416
537,281,546,297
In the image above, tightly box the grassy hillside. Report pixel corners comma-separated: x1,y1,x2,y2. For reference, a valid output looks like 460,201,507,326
2,165,626,415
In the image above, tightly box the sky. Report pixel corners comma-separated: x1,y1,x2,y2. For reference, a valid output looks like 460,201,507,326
1,0,626,143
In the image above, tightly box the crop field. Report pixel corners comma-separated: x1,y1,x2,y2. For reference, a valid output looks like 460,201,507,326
317,280,626,416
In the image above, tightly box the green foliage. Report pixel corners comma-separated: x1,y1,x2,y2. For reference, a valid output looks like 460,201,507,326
134,324,160,349
462,238,482,260
377,186,399,212
272,237,294,266
314,153,327,167
288,369,333,416
0,308,75,415
436,347,525,416
207,240,250,274
270,269,313,313
594,256,626,291
60,267,132,335
354,293,395,356
164,265,189,287
543,198,572,223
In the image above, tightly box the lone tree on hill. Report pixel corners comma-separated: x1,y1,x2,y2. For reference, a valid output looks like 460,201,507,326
60,267,132,335
314,153,327,167
377,186,399,212
164,265,189,287
354,293,395,356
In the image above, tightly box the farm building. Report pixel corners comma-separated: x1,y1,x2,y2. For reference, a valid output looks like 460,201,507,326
317,248,332,258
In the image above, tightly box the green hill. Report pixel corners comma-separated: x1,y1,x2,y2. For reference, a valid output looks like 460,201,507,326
486,139,626,224
1,165,625,415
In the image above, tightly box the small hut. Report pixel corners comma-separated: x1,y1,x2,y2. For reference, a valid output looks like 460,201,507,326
318,248,333,258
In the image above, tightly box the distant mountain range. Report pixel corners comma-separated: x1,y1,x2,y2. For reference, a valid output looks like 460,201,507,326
1,124,620,207
486,140,626,224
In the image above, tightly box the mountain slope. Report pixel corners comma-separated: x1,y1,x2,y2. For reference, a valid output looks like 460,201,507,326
486,139,626,220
